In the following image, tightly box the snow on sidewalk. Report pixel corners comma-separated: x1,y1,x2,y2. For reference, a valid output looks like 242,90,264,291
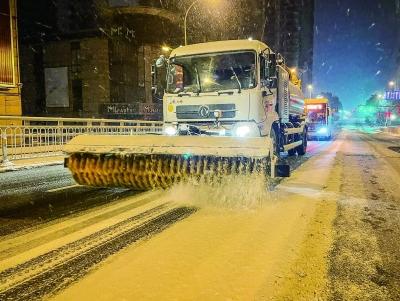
0,155,64,173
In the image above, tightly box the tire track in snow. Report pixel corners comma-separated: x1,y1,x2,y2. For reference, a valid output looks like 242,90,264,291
0,206,197,301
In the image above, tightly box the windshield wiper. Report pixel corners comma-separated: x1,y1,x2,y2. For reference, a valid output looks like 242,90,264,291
178,91,193,97
194,65,202,96
217,90,235,96
230,67,242,93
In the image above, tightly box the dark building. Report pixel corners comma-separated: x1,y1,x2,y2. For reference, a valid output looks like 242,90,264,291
262,0,315,88
19,0,181,119
19,0,315,119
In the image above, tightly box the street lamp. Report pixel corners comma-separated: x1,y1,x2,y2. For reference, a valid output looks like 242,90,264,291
184,0,219,45
307,84,313,98
389,81,396,90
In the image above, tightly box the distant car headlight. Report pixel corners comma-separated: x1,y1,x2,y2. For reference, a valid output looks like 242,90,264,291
164,125,177,136
317,127,328,134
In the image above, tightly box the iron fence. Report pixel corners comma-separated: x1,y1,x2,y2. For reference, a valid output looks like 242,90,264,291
0,116,163,165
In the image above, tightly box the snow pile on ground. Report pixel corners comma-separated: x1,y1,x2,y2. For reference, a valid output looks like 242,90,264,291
163,173,271,210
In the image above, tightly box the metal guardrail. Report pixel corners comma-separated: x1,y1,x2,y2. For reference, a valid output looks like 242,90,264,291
0,116,163,165
383,126,400,135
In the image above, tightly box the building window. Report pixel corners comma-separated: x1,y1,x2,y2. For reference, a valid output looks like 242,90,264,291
0,0,14,86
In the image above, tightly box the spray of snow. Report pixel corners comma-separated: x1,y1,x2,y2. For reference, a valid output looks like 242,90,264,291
163,173,271,210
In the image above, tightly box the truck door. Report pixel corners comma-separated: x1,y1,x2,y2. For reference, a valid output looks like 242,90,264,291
259,53,278,136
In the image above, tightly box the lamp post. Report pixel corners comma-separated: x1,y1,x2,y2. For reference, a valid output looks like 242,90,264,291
307,84,313,98
389,80,396,90
184,0,201,46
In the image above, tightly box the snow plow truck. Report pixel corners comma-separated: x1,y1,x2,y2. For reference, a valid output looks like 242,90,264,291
64,40,308,190
305,98,332,140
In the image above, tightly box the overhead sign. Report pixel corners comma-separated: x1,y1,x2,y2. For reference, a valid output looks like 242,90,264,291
103,103,138,115
385,90,400,101
102,103,162,120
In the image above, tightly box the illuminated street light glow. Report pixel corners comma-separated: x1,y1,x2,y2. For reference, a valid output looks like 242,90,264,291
203,77,212,84
307,84,313,98
389,81,397,90
161,46,172,52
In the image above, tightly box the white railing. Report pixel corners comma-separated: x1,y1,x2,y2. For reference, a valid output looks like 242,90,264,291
383,126,400,136
0,116,163,165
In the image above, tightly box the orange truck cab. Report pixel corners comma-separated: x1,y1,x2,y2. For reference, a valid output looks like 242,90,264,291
304,98,332,140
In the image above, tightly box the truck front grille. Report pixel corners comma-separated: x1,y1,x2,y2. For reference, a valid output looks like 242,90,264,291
176,104,236,120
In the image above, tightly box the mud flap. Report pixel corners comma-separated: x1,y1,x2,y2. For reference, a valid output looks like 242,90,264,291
275,164,290,177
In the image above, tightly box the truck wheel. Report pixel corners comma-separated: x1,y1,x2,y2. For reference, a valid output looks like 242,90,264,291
296,129,307,156
288,131,299,156
288,149,296,156
270,128,280,157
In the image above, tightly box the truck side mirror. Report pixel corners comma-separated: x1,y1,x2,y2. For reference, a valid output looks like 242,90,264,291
266,53,277,89
267,53,277,78
156,55,167,68
151,64,157,95
152,55,168,99
267,77,278,89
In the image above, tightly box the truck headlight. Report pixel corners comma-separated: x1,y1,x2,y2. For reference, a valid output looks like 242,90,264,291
164,125,177,136
233,123,260,137
235,126,251,137
317,127,328,134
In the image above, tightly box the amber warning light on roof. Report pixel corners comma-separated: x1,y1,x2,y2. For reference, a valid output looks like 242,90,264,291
307,104,323,110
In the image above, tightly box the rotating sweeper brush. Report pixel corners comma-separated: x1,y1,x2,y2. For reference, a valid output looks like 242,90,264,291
64,135,273,190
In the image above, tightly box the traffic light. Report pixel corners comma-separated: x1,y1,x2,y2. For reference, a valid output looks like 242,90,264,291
384,111,392,118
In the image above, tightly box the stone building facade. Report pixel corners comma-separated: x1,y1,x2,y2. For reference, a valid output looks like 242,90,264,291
0,0,22,124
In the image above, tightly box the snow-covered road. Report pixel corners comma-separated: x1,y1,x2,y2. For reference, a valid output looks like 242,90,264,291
0,129,399,300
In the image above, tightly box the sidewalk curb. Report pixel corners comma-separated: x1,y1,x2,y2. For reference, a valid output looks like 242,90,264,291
0,161,64,173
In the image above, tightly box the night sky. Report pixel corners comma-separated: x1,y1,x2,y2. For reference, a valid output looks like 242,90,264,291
313,0,400,109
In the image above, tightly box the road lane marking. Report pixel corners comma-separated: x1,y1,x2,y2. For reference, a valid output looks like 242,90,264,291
47,184,81,193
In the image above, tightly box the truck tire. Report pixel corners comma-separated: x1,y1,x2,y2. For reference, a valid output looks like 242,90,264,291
287,130,298,156
270,128,280,157
288,147,297,156
296,128,307,156
288,122,300,156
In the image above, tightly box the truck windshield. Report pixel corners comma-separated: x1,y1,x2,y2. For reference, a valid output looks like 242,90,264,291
166,51,256,94
307,106,327,124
